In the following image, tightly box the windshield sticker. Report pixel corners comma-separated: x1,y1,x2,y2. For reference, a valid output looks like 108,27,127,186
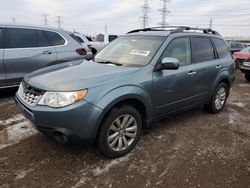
130,49,150,57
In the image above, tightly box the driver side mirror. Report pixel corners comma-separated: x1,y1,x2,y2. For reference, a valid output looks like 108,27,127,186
155,57,180,71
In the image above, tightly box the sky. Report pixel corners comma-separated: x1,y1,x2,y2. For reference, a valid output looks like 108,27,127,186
0,0,250,37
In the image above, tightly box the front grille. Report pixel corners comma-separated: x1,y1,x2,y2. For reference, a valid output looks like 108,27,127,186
237,59,245,65
18,82,44,106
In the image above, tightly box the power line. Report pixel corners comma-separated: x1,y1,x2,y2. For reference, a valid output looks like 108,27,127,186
56,16,63,29
141,0,151,29
159,0,170,27
42,14,49,26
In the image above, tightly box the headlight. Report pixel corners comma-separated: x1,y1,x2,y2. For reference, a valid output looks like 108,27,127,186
243,61,250,67
38,90,87,108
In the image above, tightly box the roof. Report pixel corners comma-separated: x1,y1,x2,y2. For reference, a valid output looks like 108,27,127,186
0,23,67,33
125,26,222,38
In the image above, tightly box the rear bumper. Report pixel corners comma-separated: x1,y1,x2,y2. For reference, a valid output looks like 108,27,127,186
15,94,103,144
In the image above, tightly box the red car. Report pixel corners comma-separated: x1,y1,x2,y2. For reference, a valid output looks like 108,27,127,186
234,47,250,82
233,47,250,66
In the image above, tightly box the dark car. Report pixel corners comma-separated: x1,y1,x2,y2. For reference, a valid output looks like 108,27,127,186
16,26,235,158
228,41,245,54
240,58,250,82
0,24,90,89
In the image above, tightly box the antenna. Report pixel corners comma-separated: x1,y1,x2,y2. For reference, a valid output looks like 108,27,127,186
159,0,170,27
141,0,151,29
209,18,213,29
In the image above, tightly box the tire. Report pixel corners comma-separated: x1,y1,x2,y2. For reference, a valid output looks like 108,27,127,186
205,82,229,114
245,74,250,82
97,105,142,158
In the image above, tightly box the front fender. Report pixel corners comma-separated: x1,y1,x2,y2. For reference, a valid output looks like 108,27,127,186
95,85,153,122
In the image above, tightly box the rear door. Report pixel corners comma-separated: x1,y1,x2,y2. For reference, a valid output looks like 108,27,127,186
4,28,56,86
189,37,220,102
0,27,5,87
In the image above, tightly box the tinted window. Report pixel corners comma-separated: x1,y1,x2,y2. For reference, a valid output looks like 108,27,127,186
162,37,191,66
192,37,215,63
44,31,65,46
38,30,50,47
0,28,3,48
70,34,84,44
5,28,38,48
108,35,118,42
213,38,229,58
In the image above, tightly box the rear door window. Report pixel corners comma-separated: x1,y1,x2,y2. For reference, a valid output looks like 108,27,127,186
38,30,50,47
192,37,215,63
212,38,229,58
0,28,3,49
5,28,38,48
44,31,66,46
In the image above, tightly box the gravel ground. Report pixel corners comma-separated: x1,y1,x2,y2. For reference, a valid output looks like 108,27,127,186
0,72,249,188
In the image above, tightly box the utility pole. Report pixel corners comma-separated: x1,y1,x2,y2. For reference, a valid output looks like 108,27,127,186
159,0,170,27
56,16,63,29
11,17,16,23
42,14,49,26
141,0,150,29
209,18,213,29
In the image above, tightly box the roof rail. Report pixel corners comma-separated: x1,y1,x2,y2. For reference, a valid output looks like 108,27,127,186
127,26,220,36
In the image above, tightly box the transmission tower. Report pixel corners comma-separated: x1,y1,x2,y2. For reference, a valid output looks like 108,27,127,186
56,16,63,28
11,17,16,23
141,0,151,29
42,14,49,26
209,18,213,29
159,0,170,27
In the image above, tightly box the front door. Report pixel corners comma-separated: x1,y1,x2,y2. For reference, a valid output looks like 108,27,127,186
152,37,198,116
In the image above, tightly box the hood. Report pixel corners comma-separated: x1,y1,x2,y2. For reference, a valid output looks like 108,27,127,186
233,52,250,60
24,60,141,91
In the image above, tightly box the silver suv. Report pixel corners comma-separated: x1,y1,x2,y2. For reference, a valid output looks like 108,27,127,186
0,24,90,88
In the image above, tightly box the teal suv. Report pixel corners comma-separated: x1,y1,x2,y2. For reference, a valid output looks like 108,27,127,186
16,26,235,158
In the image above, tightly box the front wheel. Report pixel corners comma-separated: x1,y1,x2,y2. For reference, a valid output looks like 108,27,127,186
205,82,229,114
245,74,250,82
97,105,142,158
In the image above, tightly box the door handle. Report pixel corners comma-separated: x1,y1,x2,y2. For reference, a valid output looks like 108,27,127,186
42,50,52,55
216,65,222,69
187,71,197,76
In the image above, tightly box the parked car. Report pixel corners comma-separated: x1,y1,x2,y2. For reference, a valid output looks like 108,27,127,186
233,47,250,69
239,58,250,82
90,34,118,55
227,41,244,54
16,26,235,158
70,32,93,56
0,24,90,88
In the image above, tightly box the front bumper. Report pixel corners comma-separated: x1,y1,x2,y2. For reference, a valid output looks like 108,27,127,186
240,65,250,74
15,94,103,144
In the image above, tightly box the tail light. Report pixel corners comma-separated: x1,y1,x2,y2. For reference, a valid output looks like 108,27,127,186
87,44,92,50
76,48,87,56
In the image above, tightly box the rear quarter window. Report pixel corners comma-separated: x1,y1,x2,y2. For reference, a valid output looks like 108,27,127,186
192,37,215,63
212,38,229,58
44,31,66,46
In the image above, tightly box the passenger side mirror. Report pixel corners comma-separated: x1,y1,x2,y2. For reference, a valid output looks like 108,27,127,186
160,57,180,70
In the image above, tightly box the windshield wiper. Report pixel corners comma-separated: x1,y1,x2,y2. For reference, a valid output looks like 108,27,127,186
96,60,123,66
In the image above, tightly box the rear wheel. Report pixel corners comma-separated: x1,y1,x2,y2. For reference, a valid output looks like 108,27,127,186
97,105,142,158
205,82,229,114
245,74,250,82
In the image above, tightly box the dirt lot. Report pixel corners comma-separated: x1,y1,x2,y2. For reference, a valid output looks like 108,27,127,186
0,72,249,188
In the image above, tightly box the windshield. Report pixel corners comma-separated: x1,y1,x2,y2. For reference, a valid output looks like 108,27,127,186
95,35,165,67
240,47,250,53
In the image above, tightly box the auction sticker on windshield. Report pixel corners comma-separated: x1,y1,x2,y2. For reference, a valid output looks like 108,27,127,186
130,49,150,57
